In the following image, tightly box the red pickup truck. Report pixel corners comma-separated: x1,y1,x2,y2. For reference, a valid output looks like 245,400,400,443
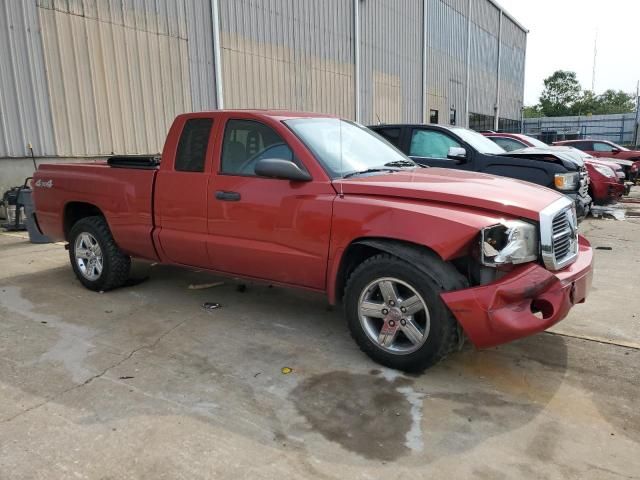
32,111,593,372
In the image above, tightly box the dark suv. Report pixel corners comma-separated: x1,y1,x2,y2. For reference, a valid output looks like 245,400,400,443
369,124,591,218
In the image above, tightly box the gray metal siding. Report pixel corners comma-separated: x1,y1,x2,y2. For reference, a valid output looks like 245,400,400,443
0,0,527,162
219,0,355,118
360,0,423,124
425,0,468,124
186,0,218,111
0,0,55,157
498,16,526,120
37,0,192,156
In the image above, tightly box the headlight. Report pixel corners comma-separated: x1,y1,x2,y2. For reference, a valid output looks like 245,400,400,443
594,165,615,178
554,172,579,191
480,221,539,267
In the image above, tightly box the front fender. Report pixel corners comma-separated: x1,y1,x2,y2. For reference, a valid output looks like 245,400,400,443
326,195,512,303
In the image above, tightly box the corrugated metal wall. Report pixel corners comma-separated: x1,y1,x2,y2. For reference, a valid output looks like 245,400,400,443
468,0,499,117
425,0,468,125
0,1,55,157
360,0,423,124
219,0,354,118
0,0,216,158
0,0,527,161
499,15,526,120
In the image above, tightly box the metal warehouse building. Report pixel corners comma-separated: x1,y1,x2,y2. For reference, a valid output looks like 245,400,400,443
0,0,527,191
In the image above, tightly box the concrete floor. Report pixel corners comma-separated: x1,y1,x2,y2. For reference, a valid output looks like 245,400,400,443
1,204,639,479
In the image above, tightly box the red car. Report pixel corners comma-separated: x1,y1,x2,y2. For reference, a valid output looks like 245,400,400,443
553,139,640,182
32,111,593,372
484,133,626,204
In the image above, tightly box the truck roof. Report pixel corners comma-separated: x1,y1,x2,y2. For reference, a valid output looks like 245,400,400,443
178,110,338,121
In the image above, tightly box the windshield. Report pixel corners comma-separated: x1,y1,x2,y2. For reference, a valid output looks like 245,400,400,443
285,118,415,178
519,134,548,148
450,127,506,154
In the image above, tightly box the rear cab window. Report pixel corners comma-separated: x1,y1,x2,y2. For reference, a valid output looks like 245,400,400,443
373,127,401,147
492,137,526,152
175,118,214,172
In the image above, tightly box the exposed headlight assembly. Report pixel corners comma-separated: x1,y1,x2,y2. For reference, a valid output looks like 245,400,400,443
554,172,580,191
594,165,616,178
480,221,539,267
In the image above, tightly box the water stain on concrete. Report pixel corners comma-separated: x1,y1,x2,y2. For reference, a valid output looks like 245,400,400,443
291,371,415,461
0,286,95,383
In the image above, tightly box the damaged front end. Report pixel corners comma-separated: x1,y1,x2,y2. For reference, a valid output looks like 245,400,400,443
443,197,593,348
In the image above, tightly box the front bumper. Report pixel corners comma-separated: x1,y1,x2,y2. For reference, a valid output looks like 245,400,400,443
441,235,593,348
566,192,591,219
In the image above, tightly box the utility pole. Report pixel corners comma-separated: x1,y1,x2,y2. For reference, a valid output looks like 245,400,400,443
634,80,639,147
591,30,597,92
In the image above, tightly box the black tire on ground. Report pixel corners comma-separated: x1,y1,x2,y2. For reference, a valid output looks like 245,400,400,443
68,216,131,291
344,252,465,373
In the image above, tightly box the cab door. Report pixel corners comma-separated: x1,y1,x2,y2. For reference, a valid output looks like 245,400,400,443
206,116,334,289
154,115,218,266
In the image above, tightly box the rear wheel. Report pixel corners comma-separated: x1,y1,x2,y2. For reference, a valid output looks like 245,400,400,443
344,253,463,373
68,216,130,291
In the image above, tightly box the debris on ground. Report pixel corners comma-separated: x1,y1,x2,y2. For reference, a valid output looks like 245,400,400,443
189,281,224,290
596,246,613,250
202,302,222,312
118,376,134,380
281,367,293,375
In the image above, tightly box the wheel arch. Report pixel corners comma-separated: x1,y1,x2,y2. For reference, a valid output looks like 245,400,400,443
63,202,105,240
330,237,467,305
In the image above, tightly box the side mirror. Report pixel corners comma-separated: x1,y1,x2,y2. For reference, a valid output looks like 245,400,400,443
611,148,621,154
255,158,312,182
447,146,467,161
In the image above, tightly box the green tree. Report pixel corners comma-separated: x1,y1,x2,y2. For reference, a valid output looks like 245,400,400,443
523,105,543,118
572,90,599,116
594,89,636,114
539,70,581,116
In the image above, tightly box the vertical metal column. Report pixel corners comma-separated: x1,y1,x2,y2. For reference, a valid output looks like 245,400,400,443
354,0,361,123
464,0,471,128
211,0,224,109
494,10,503,131
422,0,428,123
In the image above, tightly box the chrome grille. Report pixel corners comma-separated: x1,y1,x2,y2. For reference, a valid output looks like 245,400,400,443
578,167,589,198
540,197,579,271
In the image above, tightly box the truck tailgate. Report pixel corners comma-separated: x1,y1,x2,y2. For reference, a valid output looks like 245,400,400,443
33,162,158,260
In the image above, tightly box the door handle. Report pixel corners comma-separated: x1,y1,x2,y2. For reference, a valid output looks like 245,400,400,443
215,190,241,201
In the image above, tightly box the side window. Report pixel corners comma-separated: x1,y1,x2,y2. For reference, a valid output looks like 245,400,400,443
492,137,525,152
374,127,401,147
221,120,294,175
409,129,461,158
569,141,591,151
593,142,614,152
175,118,213,172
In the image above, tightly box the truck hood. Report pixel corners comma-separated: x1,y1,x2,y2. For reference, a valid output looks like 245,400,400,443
500,147,583,170
333,168,563,221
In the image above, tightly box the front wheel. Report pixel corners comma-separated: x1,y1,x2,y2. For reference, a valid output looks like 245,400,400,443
68,216,131,291
344,253,463,373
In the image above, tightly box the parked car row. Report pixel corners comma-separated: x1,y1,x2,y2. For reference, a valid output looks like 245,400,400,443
482,132,633,204
370,124,592,217
32,111,593,372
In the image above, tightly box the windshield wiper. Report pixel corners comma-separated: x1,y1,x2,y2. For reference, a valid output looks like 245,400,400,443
384,159,417,168
342,168,396,179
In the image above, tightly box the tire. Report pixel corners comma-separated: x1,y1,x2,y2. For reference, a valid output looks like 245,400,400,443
68,216,130,291
344,252,464,373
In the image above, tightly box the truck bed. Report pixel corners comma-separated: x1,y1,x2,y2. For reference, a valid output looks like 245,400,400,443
33,162,158,260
